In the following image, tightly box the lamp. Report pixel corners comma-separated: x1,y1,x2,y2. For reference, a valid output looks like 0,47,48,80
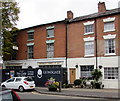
75,64,78,68
99,65,102,69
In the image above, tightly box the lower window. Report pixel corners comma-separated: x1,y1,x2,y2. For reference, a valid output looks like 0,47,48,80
104,67,118,79
80,65,94,78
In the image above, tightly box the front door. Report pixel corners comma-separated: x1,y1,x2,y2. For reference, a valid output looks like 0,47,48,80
69,68,76,84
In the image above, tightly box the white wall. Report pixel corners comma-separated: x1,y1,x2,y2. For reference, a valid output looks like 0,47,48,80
67,56,119,89
5,58,66,69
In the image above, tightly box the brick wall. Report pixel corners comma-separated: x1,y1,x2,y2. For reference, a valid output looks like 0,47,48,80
16,22,66,60
68,15,119,58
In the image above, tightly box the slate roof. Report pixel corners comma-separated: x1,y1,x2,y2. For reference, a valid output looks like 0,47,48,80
69,8,120,23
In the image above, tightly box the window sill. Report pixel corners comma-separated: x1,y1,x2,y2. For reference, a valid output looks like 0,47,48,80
84,32,94,35
47,36,54,38
104,29,115,33
103,79,118,80
27,39,34,41
84,55,94,57
104,53,116,56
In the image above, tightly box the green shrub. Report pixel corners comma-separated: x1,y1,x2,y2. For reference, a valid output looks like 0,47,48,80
74,79,82,86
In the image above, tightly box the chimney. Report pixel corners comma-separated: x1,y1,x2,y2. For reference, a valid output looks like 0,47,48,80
67,10,73,19
98,2,106,12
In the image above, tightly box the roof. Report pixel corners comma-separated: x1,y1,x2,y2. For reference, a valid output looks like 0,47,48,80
69,8,120,23
19,8,120,30
20,20,65,31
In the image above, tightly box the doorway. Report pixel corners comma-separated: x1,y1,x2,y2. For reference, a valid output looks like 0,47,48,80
69,68,76,84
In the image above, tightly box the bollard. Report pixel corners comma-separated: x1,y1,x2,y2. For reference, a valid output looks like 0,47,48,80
59,81,61,92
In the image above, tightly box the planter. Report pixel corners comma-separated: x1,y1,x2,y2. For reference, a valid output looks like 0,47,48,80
48,87,57,91
95,83,101,89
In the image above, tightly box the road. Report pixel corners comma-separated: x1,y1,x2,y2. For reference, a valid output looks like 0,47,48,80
17,91,118,101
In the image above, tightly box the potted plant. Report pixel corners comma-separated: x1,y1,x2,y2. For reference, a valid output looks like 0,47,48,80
45,77,59,91
74,79,82,88
91,69,102,89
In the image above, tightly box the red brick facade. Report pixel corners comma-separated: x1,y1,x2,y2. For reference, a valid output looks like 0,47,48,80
16,3,120,60
67,14,120,58
16,21,67,60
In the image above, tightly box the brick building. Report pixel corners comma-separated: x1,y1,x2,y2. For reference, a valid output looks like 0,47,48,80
67,2,120,89
5,20,67,69
5,2,120,88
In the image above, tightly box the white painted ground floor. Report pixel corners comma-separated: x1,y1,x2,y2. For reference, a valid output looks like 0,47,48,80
4,56,120,89
67,56,120,89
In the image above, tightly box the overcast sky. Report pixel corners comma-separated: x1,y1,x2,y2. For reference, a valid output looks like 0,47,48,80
15,0,120,29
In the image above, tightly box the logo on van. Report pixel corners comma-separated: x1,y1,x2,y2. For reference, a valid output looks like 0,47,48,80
37,69,42,79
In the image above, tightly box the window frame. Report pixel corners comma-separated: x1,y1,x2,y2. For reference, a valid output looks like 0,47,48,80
46,43,54,58
27,45,34,59
46,26,54,38
84,24,94,35
104,21,115,32
104,67,118,80
84,41,94,57
80,65,94,78
104,39,116,56
27,30,34,41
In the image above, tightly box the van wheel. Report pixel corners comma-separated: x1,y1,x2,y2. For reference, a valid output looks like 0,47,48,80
19,86,24,92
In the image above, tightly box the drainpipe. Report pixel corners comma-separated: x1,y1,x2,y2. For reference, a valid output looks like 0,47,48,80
65,19,68,84
94,18,98,69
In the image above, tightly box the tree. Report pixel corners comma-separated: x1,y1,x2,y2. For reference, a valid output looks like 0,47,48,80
1,1,20,60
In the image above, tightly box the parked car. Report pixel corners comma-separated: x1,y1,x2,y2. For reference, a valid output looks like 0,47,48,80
0,87,22,101
1,77,35,92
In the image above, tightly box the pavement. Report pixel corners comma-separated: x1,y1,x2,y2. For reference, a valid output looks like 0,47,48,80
35,87,120,99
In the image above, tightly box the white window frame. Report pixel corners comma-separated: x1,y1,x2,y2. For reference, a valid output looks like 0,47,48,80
103,17,115,32
80,65,94,78
46,26,54,38
27,30,34,41
104,67,118,80
83,21,94,35
84,37,95,57
84,41,94,57
47,43,54,58
27,45,34,59
103,34,116,56
104,39,116,56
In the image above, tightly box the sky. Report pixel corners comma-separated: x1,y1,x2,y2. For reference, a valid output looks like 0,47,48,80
15,0,120,29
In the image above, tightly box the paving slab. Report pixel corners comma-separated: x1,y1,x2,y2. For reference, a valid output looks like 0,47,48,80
35,87,120,99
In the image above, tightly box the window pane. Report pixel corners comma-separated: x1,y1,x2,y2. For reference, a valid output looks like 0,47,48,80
104,67,118,79
104,22,115,31
81,65,94,78
47,29,54,37
85,24,94,33
47,43,54,58
28,32,34,40
85,41,94,56
105,39,115,54
28,46,34,59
